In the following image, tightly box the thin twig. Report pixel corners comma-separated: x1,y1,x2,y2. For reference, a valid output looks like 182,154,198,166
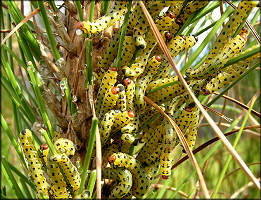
150,184,188,198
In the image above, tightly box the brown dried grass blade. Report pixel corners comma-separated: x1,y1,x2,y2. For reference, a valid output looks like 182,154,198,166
201,104,233,122
1,3,43,46
213,91,261,118
144,96,210,198
139,0,260,191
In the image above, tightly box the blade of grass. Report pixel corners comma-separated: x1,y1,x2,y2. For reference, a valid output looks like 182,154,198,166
75,1,84,21
47,0,57,13
1,156,25,199
86,170,97,198
2,44,27,69
101,0,111,15
38,1,60,60
19,178,33,199
115,0,132,69
1,115,27,168
78,117,98,194
211,94,258,198
39,128,56,155
140,0,260,191
27,63,54,139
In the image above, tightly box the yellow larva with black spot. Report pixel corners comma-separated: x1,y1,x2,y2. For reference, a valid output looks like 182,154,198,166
40,144,49,164
95,67,118,116
109,152,150,198
123,78,135,111
185,32,247,80
147,75,179,92
135,55,162,109
113,110,135,132
19,129,50,199
53,138,75,157
176,105,200,151
121,114,140,136
121,133,139,146
179,1,210,24
115,84,127,111
144,162,160,181
136,124,164,163
205,1,258,63
47,158,69,199
99,86,121,120
146,1,175,16
50,153,81,195
76,1,128,35
201,44,261,95
94,67,105,85
102,167,133,199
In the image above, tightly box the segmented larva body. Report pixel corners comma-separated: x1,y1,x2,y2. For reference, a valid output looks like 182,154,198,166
144,162,160,181
76,1,128,35
205,1,258,63
95,67,118,116
201,44,261,95
160,117,177,179
109,153,150,198
121,114,140,136
179,1,210,24
50,154,81,194
96,32,121,71
123,78,135,111
185,32,247,80
136,124,164,163
133,12,149,49
102,167,133,199
47,159,69,199
19,129,50,199
115,84,127,111
156,11,176,41
146,80,186,104
143,143,163,166
121,133,138,146
135,55,162,109
52,131,61,143
53,138,75,156
147,75,178,92
176,105,200,151
94,67,105,85
139,107,161,128
146,1,175,16
165,95,184,115
113,110,135,132
40,144,49,164
119,33,136,70
126,3,141,33
99,86,121,119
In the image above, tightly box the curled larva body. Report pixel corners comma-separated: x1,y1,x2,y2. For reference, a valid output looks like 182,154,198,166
77,1,128,35
202,44,261,95
144,162,160,181
119,34,136,70
115,84,127,111
19,129,50,199
53,138,75,156
147,75,178,92
109,152,150,198
121,114,140,136
95,67,118,116
185,33,247,80
176,105,200,151
205,1,258,63
50,154,81,194
123,78,135,111
94,67,105,84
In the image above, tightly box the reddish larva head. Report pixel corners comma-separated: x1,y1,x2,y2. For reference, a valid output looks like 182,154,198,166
41,144,49,151
109,67,118,72
76,22,84,30
186,80,190,85
111,87,120,94
123,78,131,86
166,11,175,19
240,27,248,34
94,67,101,73
164,32,172,41
155,55,162,62
108,155,116,163
175,18,183,26
128,110,135,118
180,35,186,41
202,87,210,95
240,33,247,41
185,106,192,112
162,175,169,179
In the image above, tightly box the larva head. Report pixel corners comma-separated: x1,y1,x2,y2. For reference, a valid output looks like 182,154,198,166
21,129,32,137
94,67,101,73
185,106,192,112
162,175,170,179
240,32,247,41
240,27,248,35
126,31,133,36
41,144,49,151
164,32,172,41
128,110,135,118
108,154,116,163
123,78,132,86
111,87,121,95
76,22,84,35
166,11,175,19
155,55,162,62
201,87,210,95
109,67,118,72
175,18,183,26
